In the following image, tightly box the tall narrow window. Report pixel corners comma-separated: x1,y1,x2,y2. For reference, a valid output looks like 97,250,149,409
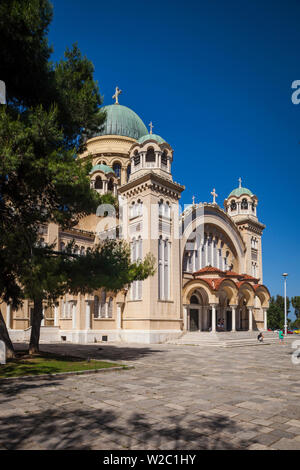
146,147,155,163
95,176,103,189
94,296,99,318
127,165,131,182
113,162,121,178
158,238,170,300
108,297,113,318
100,290,106,318
241,198,248,210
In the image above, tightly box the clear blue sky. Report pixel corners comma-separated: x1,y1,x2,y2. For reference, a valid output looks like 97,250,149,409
49,0,300,318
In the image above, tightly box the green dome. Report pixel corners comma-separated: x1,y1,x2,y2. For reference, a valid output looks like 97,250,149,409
96,104,148,140
229,187,253,198
89,164,114,175
138,133,165,144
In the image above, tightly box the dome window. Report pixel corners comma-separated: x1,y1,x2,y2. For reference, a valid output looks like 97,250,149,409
146,147,155,163
161,151,168,167
134,153,140,166
107,178,114,192
230,200,237,211
113,162,121,178
95,176,103,189
241,198,248,210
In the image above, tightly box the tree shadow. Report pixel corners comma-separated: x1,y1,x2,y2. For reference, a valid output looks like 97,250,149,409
0,405,257,450
14,342,164,363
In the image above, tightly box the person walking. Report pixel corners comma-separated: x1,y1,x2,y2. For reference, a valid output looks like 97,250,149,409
278,329,284,344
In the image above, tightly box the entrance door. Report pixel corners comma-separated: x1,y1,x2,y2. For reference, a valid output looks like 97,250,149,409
226,310,232,331
189,309,199,331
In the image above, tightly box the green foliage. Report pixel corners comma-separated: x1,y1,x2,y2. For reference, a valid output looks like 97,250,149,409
291,296,300,319
267,295,290,330
0,0,155,343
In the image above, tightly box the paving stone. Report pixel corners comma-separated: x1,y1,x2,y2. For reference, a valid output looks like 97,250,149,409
2,340,299,450
272,438,300,450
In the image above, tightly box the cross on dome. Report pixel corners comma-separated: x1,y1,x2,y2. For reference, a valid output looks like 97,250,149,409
238,177,242,188
149,121,154,134
211,188,218,204
112,86,122,104
192,195,196,205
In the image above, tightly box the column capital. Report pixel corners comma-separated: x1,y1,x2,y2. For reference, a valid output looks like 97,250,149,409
230,304,238,309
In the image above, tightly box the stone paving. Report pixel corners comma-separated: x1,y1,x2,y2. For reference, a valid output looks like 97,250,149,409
0,339,300,450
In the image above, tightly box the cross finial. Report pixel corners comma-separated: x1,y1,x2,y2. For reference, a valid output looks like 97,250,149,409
192,195,195,205
149,121,154,134
211,188,218,204
238,177,242,188
112,86,122,104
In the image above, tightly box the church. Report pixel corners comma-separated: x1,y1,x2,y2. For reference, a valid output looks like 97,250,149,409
4,88,270,344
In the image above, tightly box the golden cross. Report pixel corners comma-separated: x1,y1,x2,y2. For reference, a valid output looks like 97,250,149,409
211,188,218,204
112,86,122,104
149,121,154,134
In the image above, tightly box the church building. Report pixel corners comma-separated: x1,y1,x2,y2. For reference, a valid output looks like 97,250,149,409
4,88,270,344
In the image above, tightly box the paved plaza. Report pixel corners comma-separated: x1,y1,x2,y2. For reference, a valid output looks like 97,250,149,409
0,339,300,450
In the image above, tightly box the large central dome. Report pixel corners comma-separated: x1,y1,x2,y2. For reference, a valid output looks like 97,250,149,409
97,104,148,140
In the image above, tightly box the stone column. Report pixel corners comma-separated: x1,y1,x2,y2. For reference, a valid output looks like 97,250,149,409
71,301,77,329
231,305,237,332
183,305,188,331
41,306,45,326
211,304,217,333
263,308,268,330
117,303,123,330
248,307,253,331
198,308,201,332
54,303,59,326
6,304,11,329
85,300,92,330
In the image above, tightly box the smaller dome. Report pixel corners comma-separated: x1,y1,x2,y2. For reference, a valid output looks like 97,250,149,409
89,164,114,175
228,187,253,198
138,133,165,144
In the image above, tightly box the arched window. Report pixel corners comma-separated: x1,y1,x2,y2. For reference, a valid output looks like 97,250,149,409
94,296,99,318
158,237,170,300
241,198,248,210
127,165,131,182
113,162,121,178
108,297,113,318
252,202,255,212
100,290,106,318
95,176,103,189
230,200,237,211
161,151,168,166
80,246,85,256
74,245,79,255
134,151,140,166
107,178,114,192
146,147,155,162
190,295,199,304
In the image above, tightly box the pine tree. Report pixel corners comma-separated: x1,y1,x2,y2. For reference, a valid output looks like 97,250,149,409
0,0,155,355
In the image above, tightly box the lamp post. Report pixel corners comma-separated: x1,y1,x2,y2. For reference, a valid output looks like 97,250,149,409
282,273,288,336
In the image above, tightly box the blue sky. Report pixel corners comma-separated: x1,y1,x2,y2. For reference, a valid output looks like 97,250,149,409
49,0,300,318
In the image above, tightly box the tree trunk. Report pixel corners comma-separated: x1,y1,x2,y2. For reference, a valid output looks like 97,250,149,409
29,298,43,355
0,309,15,359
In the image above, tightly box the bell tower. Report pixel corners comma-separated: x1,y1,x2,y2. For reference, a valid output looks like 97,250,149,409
224,178,266,281
118,132,185,343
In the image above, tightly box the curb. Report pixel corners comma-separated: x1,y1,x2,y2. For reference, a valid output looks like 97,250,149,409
0,364,134,382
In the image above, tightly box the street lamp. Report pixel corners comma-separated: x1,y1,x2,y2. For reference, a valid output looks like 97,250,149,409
282,273,288,336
